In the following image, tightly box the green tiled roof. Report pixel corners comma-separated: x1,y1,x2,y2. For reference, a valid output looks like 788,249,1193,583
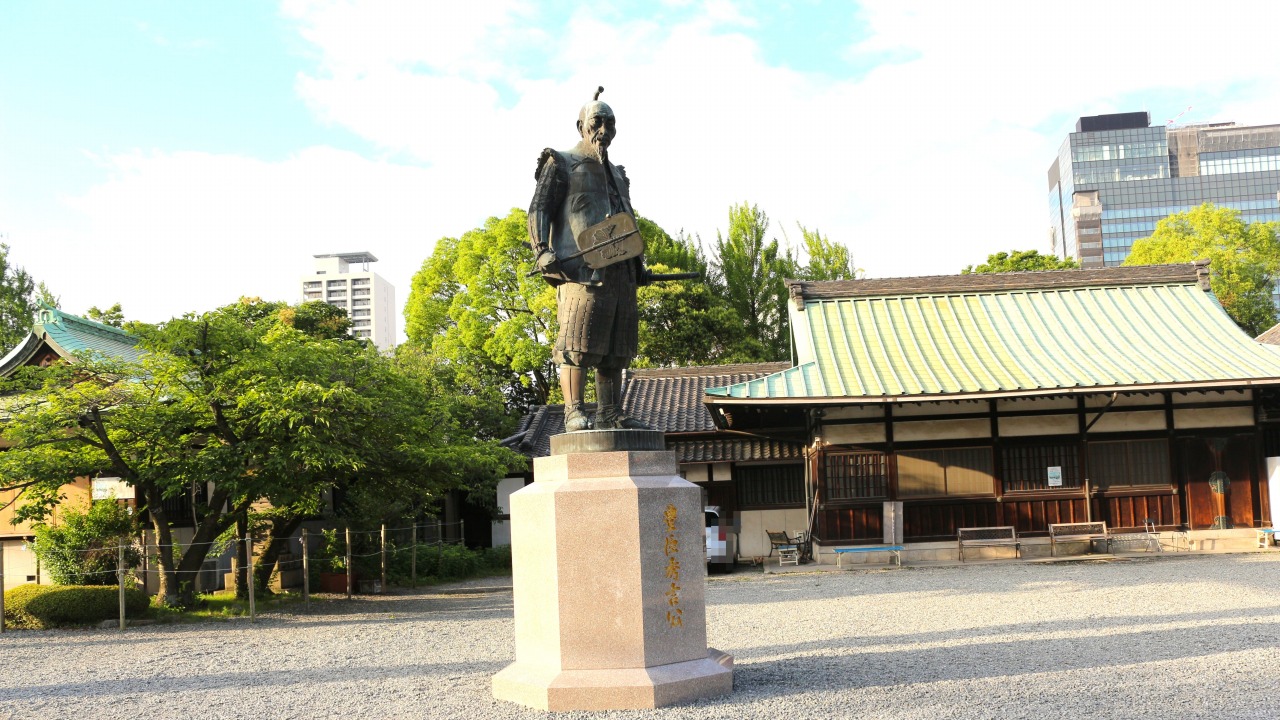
0,304,141,377
37,306,142,362
707,267,1280,402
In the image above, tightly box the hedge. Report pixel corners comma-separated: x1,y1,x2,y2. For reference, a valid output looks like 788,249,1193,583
3,584,150,629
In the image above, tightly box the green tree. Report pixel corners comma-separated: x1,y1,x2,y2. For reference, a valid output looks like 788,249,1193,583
404,209,557,412
0,243,37,354
1124,203,1280,336
32,498,141,586
1,298,519,606
796,224,860,281
36,282,59,308
712,203,797,361
962,250,1080,274
86,302,125,327
635,263,762,367
640,219,708,278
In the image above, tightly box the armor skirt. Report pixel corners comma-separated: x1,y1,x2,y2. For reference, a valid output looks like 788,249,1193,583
553,266,637,369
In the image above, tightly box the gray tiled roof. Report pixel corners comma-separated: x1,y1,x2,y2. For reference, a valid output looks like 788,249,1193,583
622,362,791,432
667,437,804,463
501,362,803,463
1257,322,1280,345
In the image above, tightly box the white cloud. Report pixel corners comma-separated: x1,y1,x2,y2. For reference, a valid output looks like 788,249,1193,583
281,0,1280,286
41,147,450,327
35,0,1280,338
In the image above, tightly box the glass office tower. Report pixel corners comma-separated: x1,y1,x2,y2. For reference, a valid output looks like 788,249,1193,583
1048,112,1280,268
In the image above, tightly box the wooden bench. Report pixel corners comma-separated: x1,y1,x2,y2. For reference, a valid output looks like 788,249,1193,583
1048,522,1110,557
832,546,904,568
957,526,1020,562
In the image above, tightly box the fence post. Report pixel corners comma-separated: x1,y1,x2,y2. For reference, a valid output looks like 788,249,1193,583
459,519,465,546
345,527,353,600
2,540,7,633
301,527,310,611
409,520,419,589
247,536,256,623
117,540,127,631
379,524,387,594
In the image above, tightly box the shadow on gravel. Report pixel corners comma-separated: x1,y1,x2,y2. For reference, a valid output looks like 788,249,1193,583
708,554,1280,606
0,659,510,703
728,609,1280,698
744,603,1280,651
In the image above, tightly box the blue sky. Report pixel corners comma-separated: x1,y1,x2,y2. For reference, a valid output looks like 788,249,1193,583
3,1,1280,339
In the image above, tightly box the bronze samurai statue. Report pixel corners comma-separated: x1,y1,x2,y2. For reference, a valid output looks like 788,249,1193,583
528,88,695,433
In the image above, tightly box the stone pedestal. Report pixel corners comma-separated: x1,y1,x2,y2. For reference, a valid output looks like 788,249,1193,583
492,431,734,711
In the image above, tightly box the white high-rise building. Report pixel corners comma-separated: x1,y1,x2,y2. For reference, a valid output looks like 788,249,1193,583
301,252,396,351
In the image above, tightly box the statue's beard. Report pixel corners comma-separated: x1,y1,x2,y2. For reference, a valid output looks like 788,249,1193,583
584,137,609,163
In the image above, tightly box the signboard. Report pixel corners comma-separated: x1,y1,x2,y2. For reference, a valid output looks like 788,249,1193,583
91,477,134,500
1046,466,1063,488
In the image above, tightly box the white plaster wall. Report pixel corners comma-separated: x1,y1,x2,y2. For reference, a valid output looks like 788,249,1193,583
895,418,990,441
2,539,42,591
711,463,732,482
681,464,710,483
823,406,885,421
490,476,527,547
737,508,809,558
823,423,886,445
790,304,815,365
999,414,1077,437
1088,410,1167,433
1173,406,1254,429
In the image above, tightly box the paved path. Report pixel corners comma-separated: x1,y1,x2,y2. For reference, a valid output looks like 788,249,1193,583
2,553,1279,719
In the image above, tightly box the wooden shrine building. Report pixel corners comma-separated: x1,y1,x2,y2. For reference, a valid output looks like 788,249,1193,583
703,263,1280,548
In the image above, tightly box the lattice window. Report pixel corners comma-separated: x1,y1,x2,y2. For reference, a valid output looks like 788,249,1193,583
823,452,888,501
1087,439,1170,488
736,464,804,507
1001,442,1081,492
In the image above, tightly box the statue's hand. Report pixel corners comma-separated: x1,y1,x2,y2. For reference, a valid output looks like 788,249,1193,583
535,250,560,274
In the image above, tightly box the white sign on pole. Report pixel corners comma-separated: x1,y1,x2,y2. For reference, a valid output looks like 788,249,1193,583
1046,466,1063,487
91,477,135,501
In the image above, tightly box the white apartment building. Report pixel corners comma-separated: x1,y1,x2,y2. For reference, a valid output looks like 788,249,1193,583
301,252,396,352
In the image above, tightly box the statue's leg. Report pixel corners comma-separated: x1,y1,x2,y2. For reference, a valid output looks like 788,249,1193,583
561,364,590,432
595,365,651,430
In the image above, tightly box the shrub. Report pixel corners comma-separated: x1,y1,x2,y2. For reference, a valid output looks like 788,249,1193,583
3,584,150,629
32,498,140,585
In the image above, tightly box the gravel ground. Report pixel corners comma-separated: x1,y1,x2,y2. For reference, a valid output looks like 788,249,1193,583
3,553,1279,720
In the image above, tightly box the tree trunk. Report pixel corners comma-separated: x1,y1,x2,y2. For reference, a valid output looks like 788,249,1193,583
149,505,179,606
254,515,305,593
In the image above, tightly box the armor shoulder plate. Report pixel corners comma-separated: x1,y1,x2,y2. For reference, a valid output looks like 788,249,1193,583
535,148,567,182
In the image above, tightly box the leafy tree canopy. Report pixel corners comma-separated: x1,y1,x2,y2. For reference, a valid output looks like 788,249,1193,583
1,298,520,606
86,302,125,327
795,224,861,281
962,249,1080,274
0,243,38,354
404,209,557,413
1123,203,1280,336
712,203,798,361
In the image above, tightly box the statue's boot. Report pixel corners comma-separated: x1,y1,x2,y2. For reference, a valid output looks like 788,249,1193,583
561,365,590,432
594,367,651,430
